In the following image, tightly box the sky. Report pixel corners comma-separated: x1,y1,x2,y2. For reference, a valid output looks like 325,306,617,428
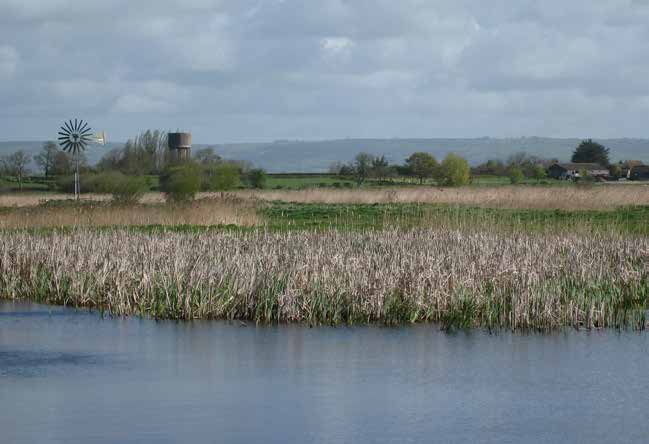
2,0,649,143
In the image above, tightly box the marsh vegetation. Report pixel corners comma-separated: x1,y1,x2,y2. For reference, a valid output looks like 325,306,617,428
0,185,648,330
1,229,647,330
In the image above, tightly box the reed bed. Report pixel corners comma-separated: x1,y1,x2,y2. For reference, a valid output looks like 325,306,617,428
0,198,258,229
242,185,649,210
4,185,649,211
1,229,647,330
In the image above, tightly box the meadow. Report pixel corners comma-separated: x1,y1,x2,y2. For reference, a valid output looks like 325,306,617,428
1,185,649,330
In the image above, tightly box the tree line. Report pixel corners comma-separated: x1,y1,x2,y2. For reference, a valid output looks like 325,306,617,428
330,152,472,186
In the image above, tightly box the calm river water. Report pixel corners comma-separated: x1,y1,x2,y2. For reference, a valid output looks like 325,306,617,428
1,301,648,444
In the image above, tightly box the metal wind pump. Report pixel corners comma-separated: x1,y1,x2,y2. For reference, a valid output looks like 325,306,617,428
58,119,106,199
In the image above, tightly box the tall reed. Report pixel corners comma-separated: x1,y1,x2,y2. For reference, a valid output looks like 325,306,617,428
1,229,647,330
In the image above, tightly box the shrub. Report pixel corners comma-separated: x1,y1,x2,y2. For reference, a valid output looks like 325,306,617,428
54,175,76,193
202,163,241,191
55,172,147,203
246,169,267,189
508,167,524,184
160,164,201,202
109,174,148,203
438,153,470,186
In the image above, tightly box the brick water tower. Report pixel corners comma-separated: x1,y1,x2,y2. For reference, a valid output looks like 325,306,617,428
168,132,192,162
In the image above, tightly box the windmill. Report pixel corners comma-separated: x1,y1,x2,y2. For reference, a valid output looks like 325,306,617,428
58,119,106,199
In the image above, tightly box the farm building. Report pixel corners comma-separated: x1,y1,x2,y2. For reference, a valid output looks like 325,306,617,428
548,163,609,180
629,165,649,181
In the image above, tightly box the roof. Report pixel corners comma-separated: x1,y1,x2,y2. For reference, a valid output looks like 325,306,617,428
551,162,607,170
630,165,649,172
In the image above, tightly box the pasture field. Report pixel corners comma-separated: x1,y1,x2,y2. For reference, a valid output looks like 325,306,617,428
1,185,649,330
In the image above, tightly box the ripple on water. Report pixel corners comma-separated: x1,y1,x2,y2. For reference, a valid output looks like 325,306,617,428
0,350,106,378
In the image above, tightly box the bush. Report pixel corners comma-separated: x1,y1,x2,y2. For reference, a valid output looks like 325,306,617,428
54,175,76,193
438,153,471,186
246,168,267,189
202,163,241,191
55,172,147,203
109,173,148,203
160,164,201,202
508,167,524,184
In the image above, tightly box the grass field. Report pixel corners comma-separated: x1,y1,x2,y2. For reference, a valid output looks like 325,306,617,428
1,186,649,330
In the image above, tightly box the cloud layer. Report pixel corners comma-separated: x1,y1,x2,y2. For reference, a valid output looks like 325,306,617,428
2,0,649,141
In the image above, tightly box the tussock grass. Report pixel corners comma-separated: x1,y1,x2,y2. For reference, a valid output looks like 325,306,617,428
1,229,648,330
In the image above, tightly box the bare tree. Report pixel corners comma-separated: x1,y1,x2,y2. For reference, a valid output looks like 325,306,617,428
2,150,32,190
34,141,59,177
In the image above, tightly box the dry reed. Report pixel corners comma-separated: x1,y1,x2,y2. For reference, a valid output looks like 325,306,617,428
4,185,649,211
241,185,649,210
0,198,258,229
1,229,647,330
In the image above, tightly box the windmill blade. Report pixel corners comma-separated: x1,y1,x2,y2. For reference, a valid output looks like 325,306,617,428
63,121,74,133
93,131,107,145
74,118,79,132
61,141,73,152
79,121,89,133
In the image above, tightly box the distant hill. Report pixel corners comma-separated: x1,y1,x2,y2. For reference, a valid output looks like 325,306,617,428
2,137,648,173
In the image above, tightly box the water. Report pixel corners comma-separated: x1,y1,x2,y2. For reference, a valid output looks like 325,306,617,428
1,301,648,444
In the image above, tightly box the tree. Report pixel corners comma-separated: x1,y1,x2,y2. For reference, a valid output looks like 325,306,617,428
51,150,75,176
1,150,31,190
35,141,59,177
370,155,391,181
508,166,524,184
405,152,438,184
97,148,124,171
572,139,610,166
194,147,222,165
438,153,470,186
353,152,374,186
247,168,267,189
531,165,547,182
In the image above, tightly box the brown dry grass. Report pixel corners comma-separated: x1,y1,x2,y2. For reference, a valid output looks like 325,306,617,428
3,185,649,210
241,185,649,210
0,198,258,229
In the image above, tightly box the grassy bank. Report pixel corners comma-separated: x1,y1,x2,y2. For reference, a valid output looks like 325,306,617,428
1,229,647,330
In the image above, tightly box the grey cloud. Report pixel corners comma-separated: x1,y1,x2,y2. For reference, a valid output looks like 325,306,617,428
2,0,649,141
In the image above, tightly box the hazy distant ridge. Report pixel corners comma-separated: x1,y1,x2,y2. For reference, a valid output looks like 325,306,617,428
2,137,648,173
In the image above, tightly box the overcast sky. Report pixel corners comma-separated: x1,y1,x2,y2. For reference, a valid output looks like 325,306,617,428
2,0,649,142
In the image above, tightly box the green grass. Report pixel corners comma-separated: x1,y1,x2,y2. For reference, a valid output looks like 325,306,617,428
261,201,649,235
0,176,52,192
266,175,356,189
